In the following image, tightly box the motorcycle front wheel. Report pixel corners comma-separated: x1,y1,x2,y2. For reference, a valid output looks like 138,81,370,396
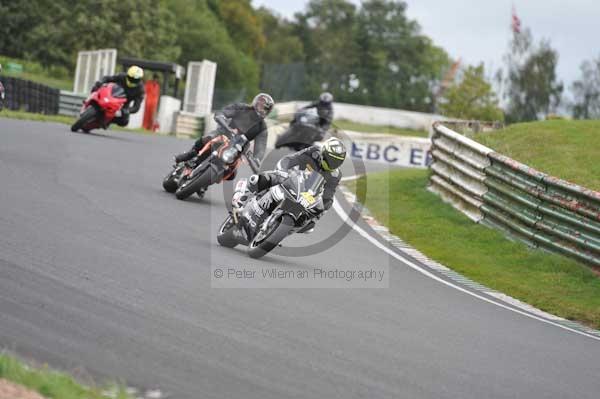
247,215,294,259
162,168,180,193
217,215,238,248
175,167,217,200
71,106,98,132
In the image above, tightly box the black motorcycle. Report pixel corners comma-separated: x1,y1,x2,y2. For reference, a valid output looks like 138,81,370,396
275,109,326,151
217,168,325,259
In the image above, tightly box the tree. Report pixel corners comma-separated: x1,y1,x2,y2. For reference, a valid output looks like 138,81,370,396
216,0,266,57
439,64,504,121
354,0,449,110
256,8,304,64
292,0,449,110
502,27,563,122
168,0,259,98
294,0,360,100
21,0,180,70
571,56,600,119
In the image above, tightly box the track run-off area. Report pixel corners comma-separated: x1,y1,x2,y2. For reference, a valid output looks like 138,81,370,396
1,118,599,399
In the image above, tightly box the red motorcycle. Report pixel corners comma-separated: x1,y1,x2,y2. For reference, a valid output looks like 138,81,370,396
71,83,127,133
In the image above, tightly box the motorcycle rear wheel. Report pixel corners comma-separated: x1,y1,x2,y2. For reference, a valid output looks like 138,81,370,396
71,106,98,132
247,215,294,259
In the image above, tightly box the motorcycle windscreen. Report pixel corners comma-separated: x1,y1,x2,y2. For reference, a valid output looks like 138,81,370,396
304,170,325,195
111,84,127,98
275,124,324,147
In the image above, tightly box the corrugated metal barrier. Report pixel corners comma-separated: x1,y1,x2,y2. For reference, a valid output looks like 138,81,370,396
59,91,86,117
428,122,600,267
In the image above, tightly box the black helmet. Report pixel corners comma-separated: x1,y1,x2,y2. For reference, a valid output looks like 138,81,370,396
252,93,274,118
320,138,346,171
319,92,333,104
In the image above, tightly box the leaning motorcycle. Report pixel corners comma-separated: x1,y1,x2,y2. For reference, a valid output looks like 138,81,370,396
71,83,127,133
275,109,326,151
173,120,260,200
217,168,325,259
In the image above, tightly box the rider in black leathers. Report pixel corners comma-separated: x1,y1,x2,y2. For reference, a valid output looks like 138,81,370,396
296,92,334,132
91,65,145,127
247,137,346,212
174,93,274,168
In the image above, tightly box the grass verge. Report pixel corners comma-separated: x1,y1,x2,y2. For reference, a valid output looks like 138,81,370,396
0,110,153,135
0,109,75,125
0,353,130,399
476,120,600,190
334,118,429,137
346,168,600,329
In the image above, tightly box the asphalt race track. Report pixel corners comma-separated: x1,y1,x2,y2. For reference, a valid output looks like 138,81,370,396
1,118,599,398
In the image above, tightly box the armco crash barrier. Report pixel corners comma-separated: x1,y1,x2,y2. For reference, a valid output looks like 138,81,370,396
428,123,600,267
59,91,86,117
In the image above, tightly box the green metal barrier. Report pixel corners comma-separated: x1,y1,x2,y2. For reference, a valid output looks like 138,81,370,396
482,153,600,266
429,123,600,268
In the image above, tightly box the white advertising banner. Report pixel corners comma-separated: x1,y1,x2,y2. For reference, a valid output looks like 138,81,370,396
344,131,432,169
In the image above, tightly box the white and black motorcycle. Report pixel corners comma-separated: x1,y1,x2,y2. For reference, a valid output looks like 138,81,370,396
217,168,325,259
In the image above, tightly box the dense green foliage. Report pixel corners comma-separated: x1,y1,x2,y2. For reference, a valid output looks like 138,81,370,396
439,64,504,121
571,55,600,119
347,169,600,329
501,28,563,122
0,0,451,110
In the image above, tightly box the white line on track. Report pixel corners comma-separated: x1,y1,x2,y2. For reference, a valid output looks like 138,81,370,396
332,199,600,342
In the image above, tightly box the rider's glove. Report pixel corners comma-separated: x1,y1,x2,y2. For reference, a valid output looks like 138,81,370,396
232,134,247,152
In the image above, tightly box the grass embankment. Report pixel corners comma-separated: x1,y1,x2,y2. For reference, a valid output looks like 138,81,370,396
346,168,600,329
346,120,600,327
476,120,600,190
334,118,429,137
0,353,130,399
0,55,72,90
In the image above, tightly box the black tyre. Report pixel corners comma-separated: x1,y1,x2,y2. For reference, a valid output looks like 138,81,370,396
247,215,294,259
217,215,238,248
175,168,216,200
71,106,98,132
162,169,179,193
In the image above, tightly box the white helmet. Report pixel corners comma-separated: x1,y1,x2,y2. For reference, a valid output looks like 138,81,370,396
252,93,275,118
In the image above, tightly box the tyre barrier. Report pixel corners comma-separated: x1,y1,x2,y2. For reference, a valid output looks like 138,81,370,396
0,76,59,114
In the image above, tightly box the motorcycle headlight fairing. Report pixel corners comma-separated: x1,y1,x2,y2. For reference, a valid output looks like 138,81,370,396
221,148,237,164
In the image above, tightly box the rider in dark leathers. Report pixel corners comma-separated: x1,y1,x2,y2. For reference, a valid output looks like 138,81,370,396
248,137,346,212
296,92,334,132
91,66,145,127
174,93,274,167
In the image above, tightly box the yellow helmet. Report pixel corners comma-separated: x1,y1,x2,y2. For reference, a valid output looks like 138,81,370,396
126,65,144,88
